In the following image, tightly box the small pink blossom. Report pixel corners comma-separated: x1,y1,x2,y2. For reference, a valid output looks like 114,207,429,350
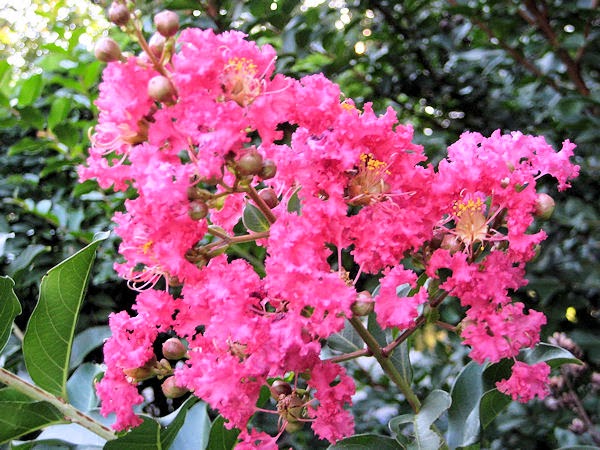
496,361,551,402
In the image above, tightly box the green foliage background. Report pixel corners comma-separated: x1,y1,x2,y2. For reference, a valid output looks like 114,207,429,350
1,0,598,448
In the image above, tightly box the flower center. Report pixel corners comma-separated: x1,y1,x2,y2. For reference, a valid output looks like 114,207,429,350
222,57,262,106
346,153,391,206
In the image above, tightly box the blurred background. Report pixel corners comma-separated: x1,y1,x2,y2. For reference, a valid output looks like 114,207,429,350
0,1,598,448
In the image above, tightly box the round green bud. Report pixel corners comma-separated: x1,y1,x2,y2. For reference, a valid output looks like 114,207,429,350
94,37,122,63
162,338,187,360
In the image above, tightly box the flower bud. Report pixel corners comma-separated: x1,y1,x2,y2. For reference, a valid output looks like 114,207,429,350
237,151,263,176
148,75,176,104
189,200,209,220
162,338,187,360
148,32,166,58
534,193,555,220
351,291,374,317
122,356,158,381
259,188,278,209
161,376,188,398
154,10,179,37
187,186,213,201
108,2,130,26
270,380,292,399
94,37,122,62
259,159,277,179
569,417,586,434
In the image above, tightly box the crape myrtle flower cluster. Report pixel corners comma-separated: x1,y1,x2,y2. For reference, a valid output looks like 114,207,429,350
84,7,579,448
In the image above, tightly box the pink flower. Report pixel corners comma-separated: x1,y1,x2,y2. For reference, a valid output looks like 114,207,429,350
496,361,551,402
374,266,428,329
96,370,144,431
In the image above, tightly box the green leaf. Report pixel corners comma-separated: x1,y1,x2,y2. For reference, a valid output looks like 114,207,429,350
48,97,72,130
327,320,363,353
206,415,240,450
158,397,200,449
479,389,510,429
447,361,486,448
66,363,103,412
8,137,49,156
521,343,581,368
242,203,270,232
0,400,65,444
328,434,402,449
104,418,160,450
23,231,110,399
166,400,211,450
0,277,21,353
69,325,112,370
6,244,51,280
390,341,412,386
17,74,44,107
367,312,387,347
388,390,451,450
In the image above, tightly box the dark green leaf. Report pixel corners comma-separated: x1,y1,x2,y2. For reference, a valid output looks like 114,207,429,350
23,232,109,399
479,389,510,429
8,137,49,156
328,434,402,449
0,277,21,353
242,203,270,232
0,400,65,444
447,361,486,448
17,74,44,107
390,341,412,386
104,418,160,450
207,415,240,450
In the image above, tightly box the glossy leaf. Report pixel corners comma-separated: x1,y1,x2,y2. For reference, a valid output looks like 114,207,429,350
23,231,109,399
167,401,211,450
104,418,161,450
446,361,487,448
206,415,240,450
522,343,580,368
48,97,72,130
328,434,402,449
0,277,21,353
242,203,270,232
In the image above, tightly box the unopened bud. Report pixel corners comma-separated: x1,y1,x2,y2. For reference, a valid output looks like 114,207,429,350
189,200,209,220
187,186,213,201
569,417,587,434
259,188,279,209
259,159,277,179
270,380,292,399
161,376,188,398
162,338,187,360
94,37,122,62
351,291,374,317
237,151,263,176
148,32,166,58
154,10,179,37
122,356,157,381
108,2,130,26
535,193,555,221
148,75,176,104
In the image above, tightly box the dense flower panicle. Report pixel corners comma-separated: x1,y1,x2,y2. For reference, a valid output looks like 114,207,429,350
85,23,579,447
